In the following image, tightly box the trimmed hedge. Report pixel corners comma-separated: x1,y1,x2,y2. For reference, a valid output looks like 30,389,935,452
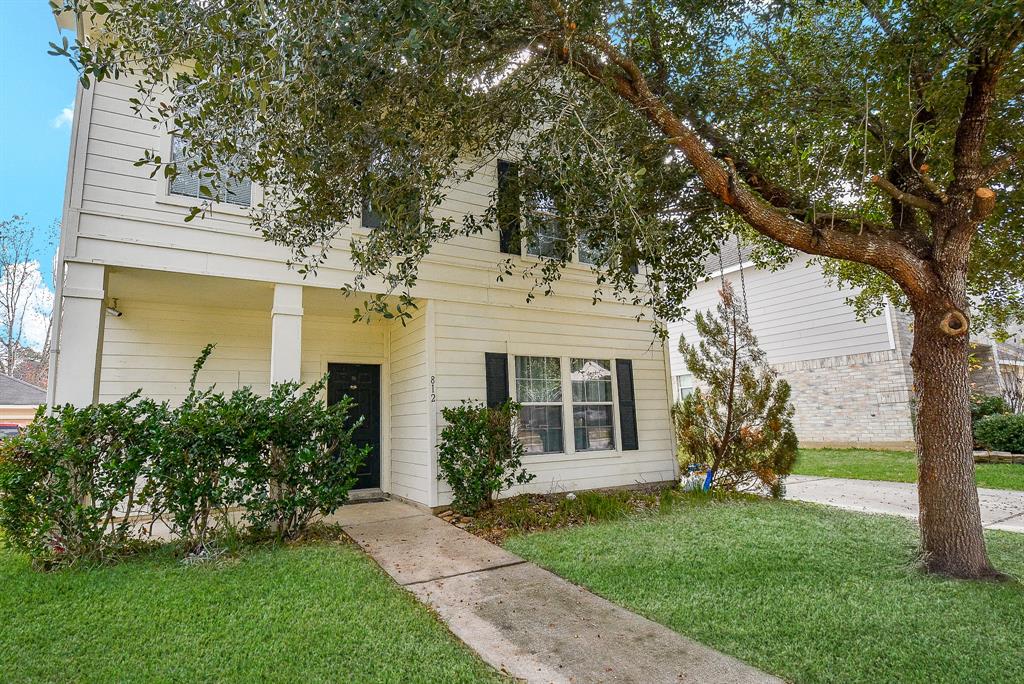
0,345,367,568
974,413,1024,454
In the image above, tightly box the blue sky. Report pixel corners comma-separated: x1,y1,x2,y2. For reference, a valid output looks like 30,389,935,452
0,1,77,280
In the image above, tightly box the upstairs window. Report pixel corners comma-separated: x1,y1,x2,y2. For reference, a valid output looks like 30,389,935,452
168,134,252,207
515,356,564,454
525,193,567,259
361,199,382,229
577,236,602,266
571,358,615,451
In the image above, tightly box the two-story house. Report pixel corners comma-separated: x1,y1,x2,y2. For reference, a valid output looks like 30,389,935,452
47,62,678,508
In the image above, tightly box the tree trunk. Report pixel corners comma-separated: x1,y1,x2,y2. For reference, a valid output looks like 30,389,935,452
911,300,999,579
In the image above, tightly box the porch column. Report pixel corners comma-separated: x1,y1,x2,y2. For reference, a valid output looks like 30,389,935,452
52,262,106,407
270,284,303,384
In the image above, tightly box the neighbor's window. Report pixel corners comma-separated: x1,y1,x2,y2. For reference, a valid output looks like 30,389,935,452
515,356,564,454
168,134,252,207
525,193,567,259
675,373,694,400
571,358,615,451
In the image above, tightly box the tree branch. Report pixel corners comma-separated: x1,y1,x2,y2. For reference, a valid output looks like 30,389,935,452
549,34,940,307
971,187,996,222
871,175,940,212
981,149,1020,183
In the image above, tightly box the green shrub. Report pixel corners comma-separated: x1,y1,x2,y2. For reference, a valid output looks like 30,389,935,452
0,344,368,567
145,346,263,550
241,377,367,540
0,394,170,567
971,394,1009,424
974,414,1024,454
437,400,534,515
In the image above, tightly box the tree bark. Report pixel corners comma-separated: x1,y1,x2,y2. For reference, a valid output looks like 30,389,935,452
911,298,999,579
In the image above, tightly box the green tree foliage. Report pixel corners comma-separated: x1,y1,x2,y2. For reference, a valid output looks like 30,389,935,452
676,282,797,496
437,400,534,515
242,378,368,540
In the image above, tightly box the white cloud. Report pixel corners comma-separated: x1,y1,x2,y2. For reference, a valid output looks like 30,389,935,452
0,262,55,351
51,102,74,129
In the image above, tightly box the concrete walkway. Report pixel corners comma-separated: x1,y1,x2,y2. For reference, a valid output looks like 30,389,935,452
329,500,779,684
786,475,1024,533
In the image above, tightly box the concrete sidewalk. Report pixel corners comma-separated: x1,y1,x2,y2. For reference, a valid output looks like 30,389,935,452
329,500,779,684
785,475,1024,533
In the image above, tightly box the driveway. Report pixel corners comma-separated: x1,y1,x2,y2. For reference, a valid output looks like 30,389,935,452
786,475,1024,533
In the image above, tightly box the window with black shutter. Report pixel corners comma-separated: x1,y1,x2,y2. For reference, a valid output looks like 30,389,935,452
497,159,521,254
615,359,639,451
484,352,510,408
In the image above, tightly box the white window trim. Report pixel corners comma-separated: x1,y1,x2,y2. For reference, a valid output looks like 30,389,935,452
508,354,623,462
512,355,566,456
570,358,619,454
153,131,264,217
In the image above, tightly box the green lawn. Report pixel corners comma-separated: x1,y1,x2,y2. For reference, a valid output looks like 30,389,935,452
0,540,501,683
505,496,1024,684
793,448,1024,491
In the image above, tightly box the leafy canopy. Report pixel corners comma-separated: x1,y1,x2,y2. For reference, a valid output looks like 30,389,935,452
54,0,1023,329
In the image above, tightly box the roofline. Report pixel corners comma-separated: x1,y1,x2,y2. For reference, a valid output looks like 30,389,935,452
1,375,47,393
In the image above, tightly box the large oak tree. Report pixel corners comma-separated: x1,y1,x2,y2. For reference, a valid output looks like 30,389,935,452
55,0,1023,578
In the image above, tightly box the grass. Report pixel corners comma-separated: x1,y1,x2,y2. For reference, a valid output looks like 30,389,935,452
505,495,1024,684
793,447,1024,491
0,539,502,683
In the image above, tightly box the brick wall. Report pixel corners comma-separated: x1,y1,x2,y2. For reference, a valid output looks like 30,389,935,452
775,349,916,449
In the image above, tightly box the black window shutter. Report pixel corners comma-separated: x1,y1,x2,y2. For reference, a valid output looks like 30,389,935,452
485,353,510,408
616,359,639,450
496,160,520,254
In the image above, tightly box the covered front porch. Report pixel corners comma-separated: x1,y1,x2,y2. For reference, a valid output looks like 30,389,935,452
50,263,435,506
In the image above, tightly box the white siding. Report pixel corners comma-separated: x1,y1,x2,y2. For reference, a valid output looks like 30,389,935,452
432,300,677,504
389,305,431,504
668,254,893,375
69,78,644,314
99,300,272,403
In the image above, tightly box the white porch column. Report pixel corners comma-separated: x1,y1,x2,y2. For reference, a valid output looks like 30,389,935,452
270,284,303,384
52,262,107,407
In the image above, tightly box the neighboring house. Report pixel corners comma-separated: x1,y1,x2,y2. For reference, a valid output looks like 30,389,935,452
0,375,46,427
46,47,677,507
668,238,1022,450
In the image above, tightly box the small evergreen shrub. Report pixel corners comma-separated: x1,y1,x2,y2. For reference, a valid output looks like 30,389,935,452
241,377,367,540
437,400,534,515
676,281,798,496
0,394,170,567
974,414,1024,454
